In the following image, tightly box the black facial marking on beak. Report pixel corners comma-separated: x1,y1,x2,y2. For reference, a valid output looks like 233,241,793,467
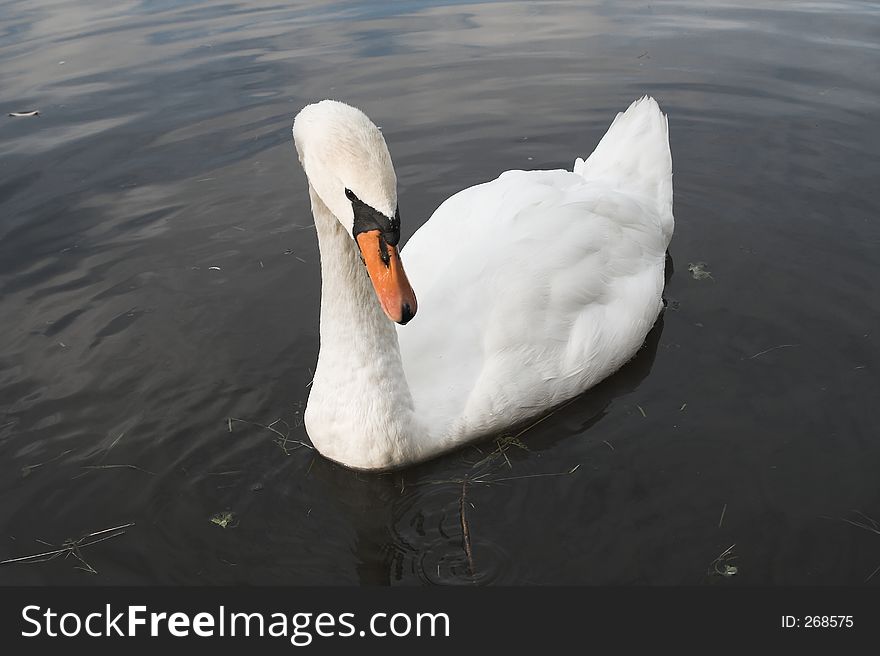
378,236,391,267
399,302,414,325
346,187,400,247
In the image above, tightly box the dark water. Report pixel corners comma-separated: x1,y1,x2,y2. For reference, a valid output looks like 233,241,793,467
1,0,878,585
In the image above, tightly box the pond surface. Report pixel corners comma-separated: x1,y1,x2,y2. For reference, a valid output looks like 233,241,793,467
1,0,879,585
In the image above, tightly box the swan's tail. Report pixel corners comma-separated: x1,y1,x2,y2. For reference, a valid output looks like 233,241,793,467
574,96,673,238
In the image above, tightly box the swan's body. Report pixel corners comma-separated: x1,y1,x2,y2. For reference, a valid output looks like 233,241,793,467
293,97,673,470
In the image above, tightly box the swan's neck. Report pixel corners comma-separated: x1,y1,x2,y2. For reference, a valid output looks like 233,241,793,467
304,186,424,469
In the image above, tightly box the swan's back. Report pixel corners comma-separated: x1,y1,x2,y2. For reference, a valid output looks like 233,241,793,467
398,97,673,446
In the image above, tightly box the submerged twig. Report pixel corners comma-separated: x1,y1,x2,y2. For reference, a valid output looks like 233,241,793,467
469,398,578,471
746,344,799,360
421,464,580,489
459,480,475,578
472,435,528,469
708,543,738,577
100,431,126,461
228,417,313,455
81,464,155,475
414,399,582,581
21,449,74,477
835,510,880,582
489,464,580,484
841,510,880,535
0,522,135,572
513,398,577,440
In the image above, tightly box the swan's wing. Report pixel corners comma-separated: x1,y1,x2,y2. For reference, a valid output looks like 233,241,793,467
398,169,670,441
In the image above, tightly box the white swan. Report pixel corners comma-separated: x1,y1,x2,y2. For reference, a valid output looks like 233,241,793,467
292,96,673,470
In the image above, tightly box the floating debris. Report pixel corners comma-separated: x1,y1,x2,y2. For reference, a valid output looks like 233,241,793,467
9,110,39,118
21,449,73,478
832,511,880,582
838,510,879,536
489,464,580,484
708,543,738,577
210,511,236,529
79,464,155,475
472,434,529,469
208,266,221,271
687,262,713,280
746,344,799,360
228,416,313,455
459,480,475,577
0,522,135,573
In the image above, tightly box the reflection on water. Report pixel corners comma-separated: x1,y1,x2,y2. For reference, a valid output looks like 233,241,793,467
1,1,879,585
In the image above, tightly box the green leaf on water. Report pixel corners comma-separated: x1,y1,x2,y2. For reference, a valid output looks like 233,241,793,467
210,511,236,529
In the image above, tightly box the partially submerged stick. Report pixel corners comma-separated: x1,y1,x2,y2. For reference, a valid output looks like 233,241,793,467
460,480,475,578
0,522,135,570
228,417,313,454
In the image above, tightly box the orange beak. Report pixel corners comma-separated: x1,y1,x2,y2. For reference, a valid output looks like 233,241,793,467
355,229,418,324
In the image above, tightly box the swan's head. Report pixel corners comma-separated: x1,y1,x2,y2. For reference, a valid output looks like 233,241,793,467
293,100,417,325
